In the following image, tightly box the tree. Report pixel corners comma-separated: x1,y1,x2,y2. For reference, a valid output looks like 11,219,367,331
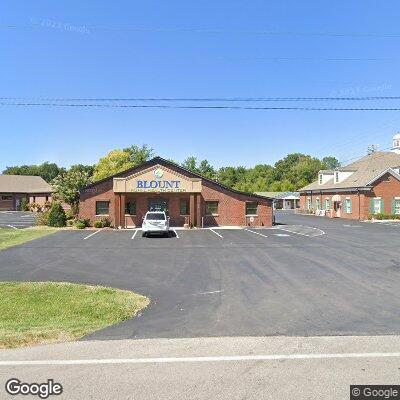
92,145,155,182
69,164,94,177
47,202,67,227
198,160,216,179
3,162,65,182
322,156,340,170
125,144,155,165
51,170,92,214
92,149,134,182
181,156,198,173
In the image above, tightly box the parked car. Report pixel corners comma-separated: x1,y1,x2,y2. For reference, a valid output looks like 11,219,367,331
142,211,170,237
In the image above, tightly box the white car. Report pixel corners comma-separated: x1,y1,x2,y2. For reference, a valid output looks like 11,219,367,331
142,211,170,237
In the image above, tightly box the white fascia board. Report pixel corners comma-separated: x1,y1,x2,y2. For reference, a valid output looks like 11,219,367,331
365,168,400,186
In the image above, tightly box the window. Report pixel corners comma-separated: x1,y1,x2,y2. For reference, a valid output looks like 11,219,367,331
335,171,339,183
316,198,321,210
245,202,258,216
180,199,189,215
394,199,400,215
345,198,352,214
307,198,312,211
372,198,382,214
205,201,219,216
319,174,323,184
96,201,109,215
325,199,331,211
146,212,166,220
1,195,12,201
125,201,136,215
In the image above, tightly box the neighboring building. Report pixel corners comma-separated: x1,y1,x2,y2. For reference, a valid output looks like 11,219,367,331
298,135,400,220
79,157,274,228
0,175,53,211
255,192,300,210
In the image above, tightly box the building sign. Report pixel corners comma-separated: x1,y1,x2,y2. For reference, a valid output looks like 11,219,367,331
113,165,202,193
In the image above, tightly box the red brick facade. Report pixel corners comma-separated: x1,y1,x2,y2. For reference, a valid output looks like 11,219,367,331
79,159,273,228
299,172,400,220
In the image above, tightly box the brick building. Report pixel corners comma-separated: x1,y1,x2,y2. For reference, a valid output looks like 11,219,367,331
0,175,53,211
299,135,400,220
79,157,273,228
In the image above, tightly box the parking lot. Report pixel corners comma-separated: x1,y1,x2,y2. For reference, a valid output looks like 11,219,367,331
1,211,400,340
0,211,36,229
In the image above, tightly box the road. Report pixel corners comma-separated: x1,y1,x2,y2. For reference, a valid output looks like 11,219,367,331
1,335,400,399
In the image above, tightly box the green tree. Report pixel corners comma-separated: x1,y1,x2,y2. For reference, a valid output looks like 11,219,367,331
47,202,67,227
125,144,155,164
322,156,340,170
198,160,216,179
181,156,198,173
69,164,94,177
3,162,65,182
93,149,134,182
51,170,92,214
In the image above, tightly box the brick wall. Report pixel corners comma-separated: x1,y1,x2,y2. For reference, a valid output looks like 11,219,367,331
201,181,273,227
79,165,273,227
299,172,400,220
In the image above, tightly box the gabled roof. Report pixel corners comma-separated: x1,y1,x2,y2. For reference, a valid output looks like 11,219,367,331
300,151,400,192
0,175,53,194
84,157,273,201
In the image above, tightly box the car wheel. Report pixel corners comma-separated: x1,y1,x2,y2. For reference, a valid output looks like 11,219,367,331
142,232,146,237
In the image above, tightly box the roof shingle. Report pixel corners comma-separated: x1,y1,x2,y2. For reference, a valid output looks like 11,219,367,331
0,175,53,193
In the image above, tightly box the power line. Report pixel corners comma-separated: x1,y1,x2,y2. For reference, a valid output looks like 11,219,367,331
3,24,400,38
2,102,400,111
1,96,400,102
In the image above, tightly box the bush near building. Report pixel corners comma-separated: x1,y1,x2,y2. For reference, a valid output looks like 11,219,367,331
370,213,400,220
47,202,67,227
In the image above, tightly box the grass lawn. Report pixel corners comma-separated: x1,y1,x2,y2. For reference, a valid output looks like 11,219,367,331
0,282,149,348
0,227,57,251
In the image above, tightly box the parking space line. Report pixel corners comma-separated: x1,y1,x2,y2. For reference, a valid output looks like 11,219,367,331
244,228,268,238
83,230,101,240
278,225,325,237
131,230,139,240
209,228,223,238
172,229,179,239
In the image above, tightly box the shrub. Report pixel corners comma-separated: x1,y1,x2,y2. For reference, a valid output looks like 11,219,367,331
47,202,67,227
94,220,103,228
100,217,111,227
65,209,76,220
36,211,50,226
20,198,29,211
42,201,52,212
371,213,400,220
93,217,111,228
75,220,86,229
29,202,42,213
75,218,90,229
66,219,75,227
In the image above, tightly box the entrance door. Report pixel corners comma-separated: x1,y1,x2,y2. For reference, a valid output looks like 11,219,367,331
148,198,169,213
333,201,341,217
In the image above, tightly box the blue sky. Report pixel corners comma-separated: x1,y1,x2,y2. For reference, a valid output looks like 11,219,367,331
1,1,400,171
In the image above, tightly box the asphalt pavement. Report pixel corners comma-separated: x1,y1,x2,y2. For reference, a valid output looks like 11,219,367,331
1,335,400,399
0,211,399,339
0,211,36,229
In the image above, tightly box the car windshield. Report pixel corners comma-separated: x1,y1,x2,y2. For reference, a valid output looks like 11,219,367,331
146,213,166,221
